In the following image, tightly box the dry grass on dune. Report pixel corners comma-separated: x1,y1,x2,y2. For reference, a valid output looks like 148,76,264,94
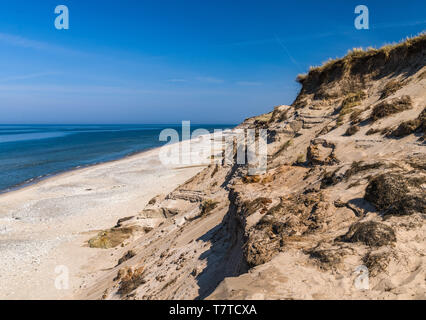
296,32,426,84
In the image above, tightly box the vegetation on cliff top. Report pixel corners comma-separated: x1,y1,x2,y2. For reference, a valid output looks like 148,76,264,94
296,33,426,84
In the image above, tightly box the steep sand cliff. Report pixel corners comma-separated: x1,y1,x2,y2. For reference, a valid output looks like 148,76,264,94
78,34,426,300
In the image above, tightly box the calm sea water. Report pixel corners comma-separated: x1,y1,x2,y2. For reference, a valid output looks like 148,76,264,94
0,124,234,193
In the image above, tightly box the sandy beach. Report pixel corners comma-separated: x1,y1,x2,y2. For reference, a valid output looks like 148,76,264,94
0,135,215,299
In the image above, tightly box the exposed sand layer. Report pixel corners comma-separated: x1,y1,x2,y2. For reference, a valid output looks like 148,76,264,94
0,135,215,299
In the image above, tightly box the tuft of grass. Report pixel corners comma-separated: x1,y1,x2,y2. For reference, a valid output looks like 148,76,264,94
242,175,261,184
307,247,346,270
380,80,403,99
261,174,274,184
335,114,345,127
278,109,289,122
252,112,273,127
363,250,393,276
337,221,396,247
269,105,290,123
366,128,381,135
88,227,134,249
320,168,342,188
388,108,426,137
365,173,426,216
147,197,157,205
350,109,363,123
243,197,272,216
296,73,308,84
116,266,145,297
211,164,219,177
199,199,218,216
336,91,367,127
344,161,382,180
273,139,293,158
390,120,420,137
341,91,367,111
380,126,393,135
296,154,306,164
344,125,360,136
370,96,412,121
117,250,136,266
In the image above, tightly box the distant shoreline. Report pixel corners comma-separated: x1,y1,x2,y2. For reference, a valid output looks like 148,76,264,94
0,144,158,196
0,124,235,196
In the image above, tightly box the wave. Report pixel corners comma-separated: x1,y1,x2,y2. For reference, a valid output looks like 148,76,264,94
0,132,73,144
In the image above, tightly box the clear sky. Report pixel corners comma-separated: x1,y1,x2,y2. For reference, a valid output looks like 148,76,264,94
0,0,425,124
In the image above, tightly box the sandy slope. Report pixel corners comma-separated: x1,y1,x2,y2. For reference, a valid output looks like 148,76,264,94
73,35,425,301
0,136,213,299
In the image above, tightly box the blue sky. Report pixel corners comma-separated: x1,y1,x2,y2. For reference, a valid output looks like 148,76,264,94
0,0,424,124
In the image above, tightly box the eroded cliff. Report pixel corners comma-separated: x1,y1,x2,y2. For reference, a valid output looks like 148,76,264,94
79,34,426,300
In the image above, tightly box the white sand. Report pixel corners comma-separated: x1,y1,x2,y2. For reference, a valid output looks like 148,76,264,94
0,136,213,299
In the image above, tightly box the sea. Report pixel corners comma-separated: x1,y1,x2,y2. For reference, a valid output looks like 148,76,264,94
0,124,234,193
